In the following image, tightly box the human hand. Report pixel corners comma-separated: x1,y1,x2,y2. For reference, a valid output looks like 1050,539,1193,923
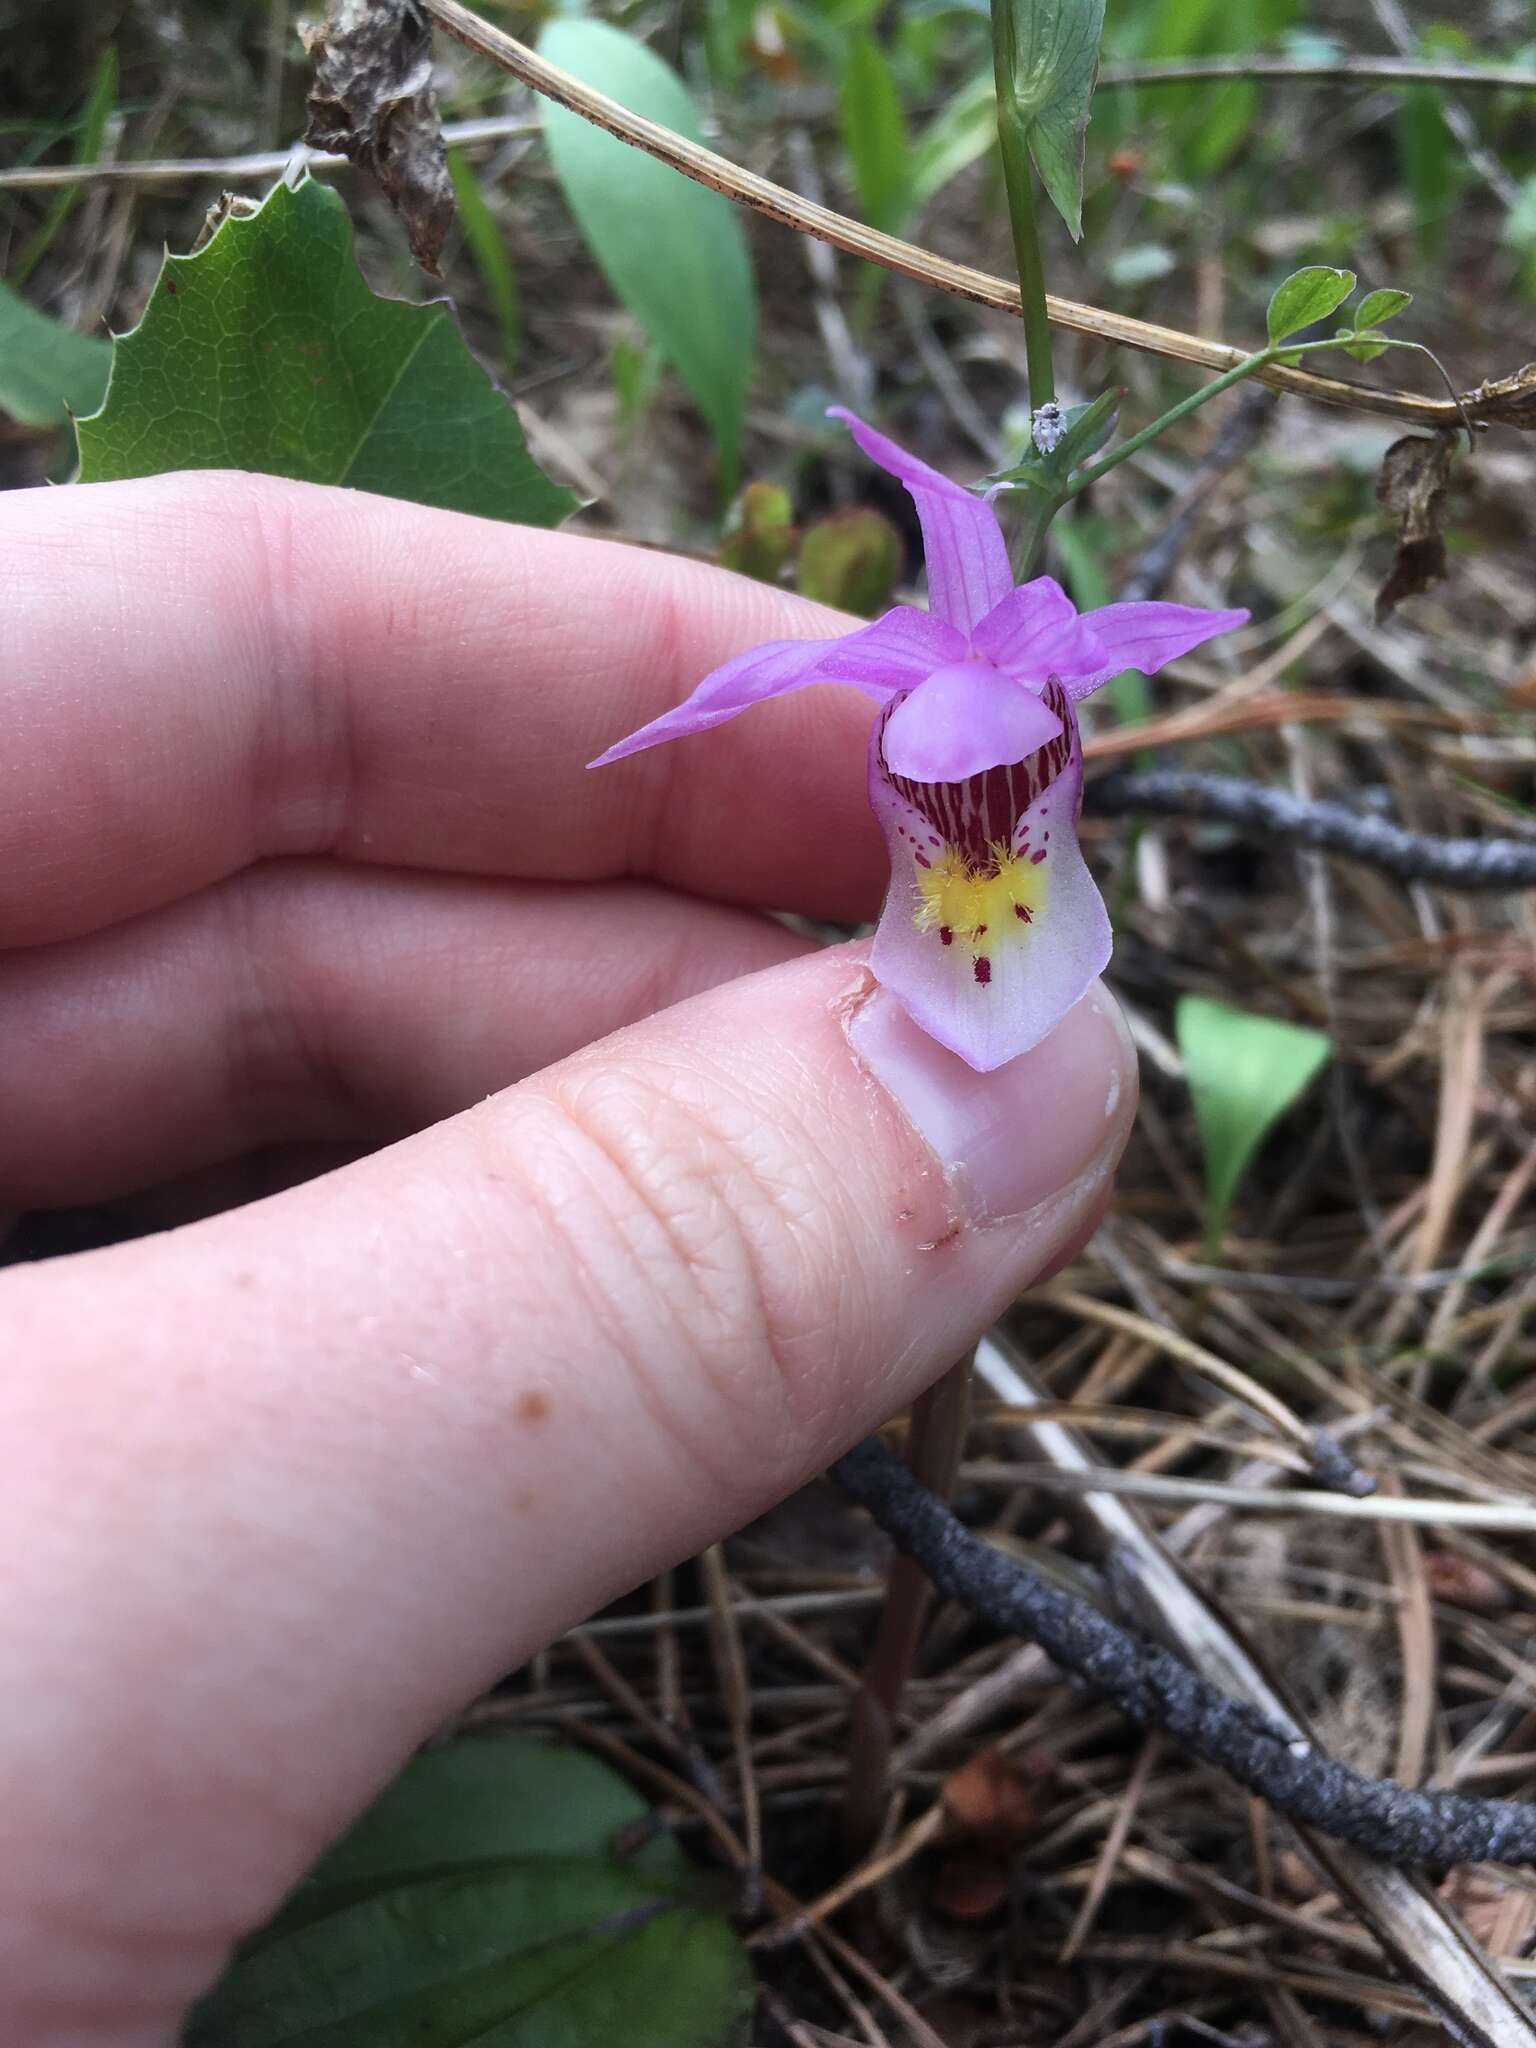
0,474,1137,2042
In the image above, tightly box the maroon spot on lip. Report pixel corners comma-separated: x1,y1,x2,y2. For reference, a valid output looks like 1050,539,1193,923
1014,904,1033,922
1030,848,1047,865
939,925,954,946
915,852,931,869
973,957,992,985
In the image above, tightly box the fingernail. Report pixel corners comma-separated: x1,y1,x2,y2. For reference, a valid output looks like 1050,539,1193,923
848,983,1136,1224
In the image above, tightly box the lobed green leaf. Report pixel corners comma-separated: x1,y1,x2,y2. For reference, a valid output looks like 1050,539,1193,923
75,177,573,526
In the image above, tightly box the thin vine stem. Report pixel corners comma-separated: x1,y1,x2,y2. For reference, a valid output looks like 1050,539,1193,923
419,0,1515,436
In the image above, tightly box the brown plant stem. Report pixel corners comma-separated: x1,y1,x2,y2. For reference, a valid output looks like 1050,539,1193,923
841,1356,972,1854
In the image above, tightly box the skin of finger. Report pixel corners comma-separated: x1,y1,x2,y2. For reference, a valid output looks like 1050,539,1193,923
0,476,886,951
0,859,810,1206
0,947,1135,2036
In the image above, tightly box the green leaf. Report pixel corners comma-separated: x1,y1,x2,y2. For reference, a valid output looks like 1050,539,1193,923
1176,996,1332,1252
539,19,756,486
447,147,521,373
0,279,111,427
1356,286,1413,330
12,44,117,285
1265,265,1356,345
839,33,910,233
183,1736,754,2047
909,69,996,213
994,0,1106,238
75,178,573,527
1339,328,1390,365
1397,84,1452,263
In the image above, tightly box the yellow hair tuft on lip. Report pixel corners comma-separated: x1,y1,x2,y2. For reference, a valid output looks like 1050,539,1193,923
912,845,1048,954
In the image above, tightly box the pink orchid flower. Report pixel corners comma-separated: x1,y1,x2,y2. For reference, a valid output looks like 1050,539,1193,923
594,410,1247,1072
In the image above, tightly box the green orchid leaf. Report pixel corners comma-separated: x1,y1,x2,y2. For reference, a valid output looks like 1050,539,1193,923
1176,996,1332,1252
539,19,756,487
1355,286,1413,330
183,1736,754,2046
1265,265,1356,345
840,33,910,233
0,280,112,428
76,177,574,527
994,0,1107,239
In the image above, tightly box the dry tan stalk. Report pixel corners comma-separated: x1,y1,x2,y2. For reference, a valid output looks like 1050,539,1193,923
699,1542,762,1889
1041,1287,1316,1450
1377,1475,1439,1788
750,1802,945,1949
422,0,1519,433
1060,1733,1161,1962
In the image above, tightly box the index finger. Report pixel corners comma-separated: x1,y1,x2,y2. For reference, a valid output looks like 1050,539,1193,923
0,474,887,947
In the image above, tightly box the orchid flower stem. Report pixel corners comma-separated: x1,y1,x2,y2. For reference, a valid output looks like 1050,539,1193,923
990,0,1054,417
1065,349,1274,497
1003,483,1064,583
842,1356,973,1856
995,120,1056,415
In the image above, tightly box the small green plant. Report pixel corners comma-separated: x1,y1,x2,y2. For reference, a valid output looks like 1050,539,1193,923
1176,995,1333,1254
185,1737,753,2046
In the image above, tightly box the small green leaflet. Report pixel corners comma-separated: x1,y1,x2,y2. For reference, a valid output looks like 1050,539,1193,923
539,19,756,488
0,280,111,428
182,1736,754,2046
1265,265,1356,345
1176,995,1332,1253
993,0,1107,239
76,176,574,528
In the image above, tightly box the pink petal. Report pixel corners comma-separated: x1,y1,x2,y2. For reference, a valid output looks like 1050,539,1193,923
973,587,1249,702
829,407,1012,636
1080,601,1249,686
970,576,1100,680
589,605,963,766
867,713,1110,1072
880,663,1063,783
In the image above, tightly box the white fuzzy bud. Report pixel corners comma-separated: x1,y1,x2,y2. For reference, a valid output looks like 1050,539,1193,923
1030,401,1066,456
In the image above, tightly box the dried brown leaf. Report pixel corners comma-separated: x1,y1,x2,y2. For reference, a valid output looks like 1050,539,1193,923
303,0,453,274
1465,362,1536,430
940,1744,1056,1847
1374,430,1456,622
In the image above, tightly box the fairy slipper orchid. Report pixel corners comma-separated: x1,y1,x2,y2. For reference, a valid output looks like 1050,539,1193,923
593,410,1247,1072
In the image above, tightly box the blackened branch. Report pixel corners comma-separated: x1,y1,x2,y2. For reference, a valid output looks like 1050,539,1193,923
834,1436,1536,1867
1093,770,1536,890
